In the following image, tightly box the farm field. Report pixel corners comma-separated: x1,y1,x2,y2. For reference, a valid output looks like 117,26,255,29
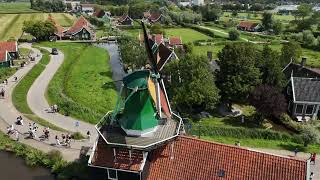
0,2,38,14
39,42,117,124
0,13,76,41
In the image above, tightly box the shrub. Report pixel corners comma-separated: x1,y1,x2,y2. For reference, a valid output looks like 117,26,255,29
300,125,320,147
72,132,85,140
279,114,303,133
228,29,240,40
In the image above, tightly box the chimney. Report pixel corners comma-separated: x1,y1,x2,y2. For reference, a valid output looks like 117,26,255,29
301,57,307,67
113,148,117,162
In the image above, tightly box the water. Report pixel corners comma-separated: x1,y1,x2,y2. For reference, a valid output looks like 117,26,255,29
0,151,54,180
94,43,125,91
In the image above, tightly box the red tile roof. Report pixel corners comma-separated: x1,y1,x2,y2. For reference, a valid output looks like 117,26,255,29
47,15,65,37
66,16,91,35
153,34,163,44
93,8,105,18
149,13,162,23
91,138,145,172
0,41,17,52
169,37,182,46
147,136,307,180
118,15,133,23
0,51,7,62
238,21,259,29
144,11,151,18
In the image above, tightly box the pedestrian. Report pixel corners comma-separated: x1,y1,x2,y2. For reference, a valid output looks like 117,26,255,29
310,172,314,180
311,153,316,165
4,79,8,85
1,88,5,98
87,131,91,141
14,76,18,82
55,135,61,146
53,104,58,112
294,148,299,157
62,134,66,141
15,130,19,141
7,125,14,135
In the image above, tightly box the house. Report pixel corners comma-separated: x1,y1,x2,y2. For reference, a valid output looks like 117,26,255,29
0,41,18,68
143,11,165,24
89,135,310,180
117,15,134,26
237,21,261,32
283,58,320,121
47,15,66,40
81,4,95,15
282,57,320,80
64,0,80,11
168,36,182,48
65,16,95,40
138,33,164,46
288,77,320,121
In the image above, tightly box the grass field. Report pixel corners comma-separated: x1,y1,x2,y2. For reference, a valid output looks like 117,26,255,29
165,28,212,43
0,2,38,14
222,12,295,24
12,48,66,131
38,42,117,124
0,13,75,41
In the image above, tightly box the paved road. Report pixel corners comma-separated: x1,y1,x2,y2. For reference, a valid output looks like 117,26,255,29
27,47,98,140
0,44,87,161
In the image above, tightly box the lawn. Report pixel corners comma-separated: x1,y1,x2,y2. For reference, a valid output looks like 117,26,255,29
12,48,66,131
222,12,295,24
192,44,224,58
19,48,32,57
0,2,38,14
39,42,117,124
0,13,75,41
165,28,212,43
124,29,141,38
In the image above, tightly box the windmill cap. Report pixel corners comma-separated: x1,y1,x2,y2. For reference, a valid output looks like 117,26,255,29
123,70,150,90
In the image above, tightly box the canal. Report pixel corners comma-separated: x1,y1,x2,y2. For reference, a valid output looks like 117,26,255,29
0,151,54,180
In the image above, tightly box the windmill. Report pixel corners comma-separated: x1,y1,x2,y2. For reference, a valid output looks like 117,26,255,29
109,21,173,137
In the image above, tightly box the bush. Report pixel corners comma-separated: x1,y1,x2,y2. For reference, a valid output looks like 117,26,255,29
228,29,240,40
279,114,303,133
300,125,320,147
72,132,85,140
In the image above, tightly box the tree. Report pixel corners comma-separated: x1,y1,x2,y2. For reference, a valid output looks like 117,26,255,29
259,46,285,88
297,4,312,20
166,54,220,113
200,4,222,21
150,23,165,35
228,29,240,41
262,12,273,31
280,41,302,67
272,20,283,35
300,125,320,147
118,35,147,70
249,85,287,118
217,43,261,105
22,20,56,41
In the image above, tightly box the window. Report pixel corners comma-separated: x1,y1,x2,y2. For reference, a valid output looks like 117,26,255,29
305,105,314,115
107,169,118,180
295,104,303,114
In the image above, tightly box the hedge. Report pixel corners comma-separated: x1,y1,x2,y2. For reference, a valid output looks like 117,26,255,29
182,23,215,38
188,124,302,143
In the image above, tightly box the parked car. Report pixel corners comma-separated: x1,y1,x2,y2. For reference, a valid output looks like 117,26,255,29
51,48,58,55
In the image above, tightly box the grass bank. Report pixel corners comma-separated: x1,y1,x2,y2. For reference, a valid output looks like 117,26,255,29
12,48,66,132
39,42,117,124
0,2,38,14
0,68,17,83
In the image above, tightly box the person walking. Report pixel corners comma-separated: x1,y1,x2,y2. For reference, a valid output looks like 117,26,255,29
15,130,19,141
87,131,91,142
294,148,299,157
55,135,61,146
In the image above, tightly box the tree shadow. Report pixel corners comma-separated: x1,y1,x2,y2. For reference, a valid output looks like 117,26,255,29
278,143,307,153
